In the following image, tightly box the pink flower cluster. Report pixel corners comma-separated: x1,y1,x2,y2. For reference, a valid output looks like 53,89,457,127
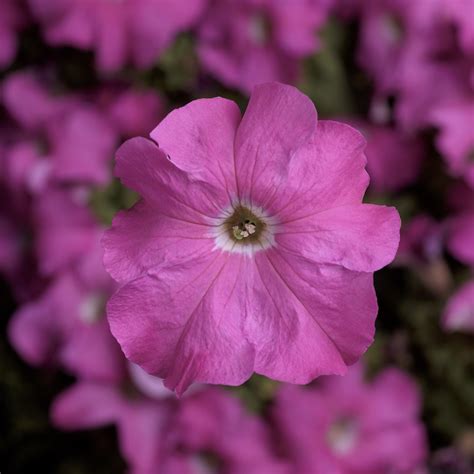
334,0,474,333
345,0,474,190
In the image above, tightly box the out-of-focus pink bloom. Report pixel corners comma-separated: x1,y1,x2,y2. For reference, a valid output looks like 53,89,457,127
52,376,173,473
430,98,474,188
198,0,330,93
273,364,428,474
397,215,443,265
0,0,26,69
53,382,287,474
2,71,116,191
7,246,122,381
103,88,165,138
353,121,425,193
443,280,474,333
104,83,400,395
32,189,102,277
163,388,289,474
7,188,122,381
446,211,474,266
355,0,443,94
28,0,207,72
395,49,471,132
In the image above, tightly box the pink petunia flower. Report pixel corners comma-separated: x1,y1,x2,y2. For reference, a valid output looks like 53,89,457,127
197,0,330,94
355,0,443,94
7,210,122,382
103,83,401,395
2,71,117,191
443,280,474,333
53,374,287,474
28,0,207,72
52,371,174,474
162,388,289,474
272,364,428,473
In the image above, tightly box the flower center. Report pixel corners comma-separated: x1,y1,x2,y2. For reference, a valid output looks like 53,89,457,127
79,292,106,324
224,205,265,243
249,13,272,45
213,203,277,255
326,417,359,456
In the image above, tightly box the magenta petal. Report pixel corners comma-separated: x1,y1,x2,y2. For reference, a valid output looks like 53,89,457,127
266,120,369,219
150,97,241,199
2,71,59,130
107,253,255,395
443,280,474,333
279,204,401,272
103,200,215,284
49,107,116,185
365,368,422,428
234,82,317,204
60,319,125,383
117,401,170,472
94,5,128,72
446,212,474,266
51,382,123,430
248,251,376,382
115,137,228,219
34,190,98,276
8,296,58,367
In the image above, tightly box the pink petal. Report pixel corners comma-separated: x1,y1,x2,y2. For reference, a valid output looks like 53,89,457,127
103,199,215,284
272,0,325,56
107,252,255,395
363,368,422,428
150,97,241,199
264,120,369,219
34,190,99,276
51,381,124,429
443,280,474,333
94,4,128,72
248,251,376,382
115,137,228,220
117,400,171,472
49,107,116,185
8,296,59,366
130,0,206,67
446,212,474,266
350,424,427,473
278,204,400,272
234,82,317,204
60,319,125,383
2,71,59,130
